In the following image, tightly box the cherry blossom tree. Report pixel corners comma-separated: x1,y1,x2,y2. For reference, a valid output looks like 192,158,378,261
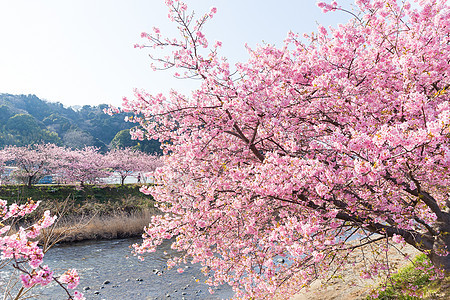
105,148,161,185
0,148,13,184
0,199,84,299
109,0,450,298
1,144,65,187
58,147,108,186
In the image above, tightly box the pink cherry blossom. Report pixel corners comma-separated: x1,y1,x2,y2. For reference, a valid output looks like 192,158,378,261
0,200,83,299
118,0,450,298
59,269,80,289
392,234,405,244
105,148,161,185
73,291,86,300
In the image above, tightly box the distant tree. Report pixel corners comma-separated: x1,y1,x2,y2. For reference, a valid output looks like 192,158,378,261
105,148,140,185
2,144,64,187
0,131,16,149
63,129,95,149
137,152,163,183
5,114,40,134
110,129,136,149
111,129,162,155
105,148,161,185
0,105,13,126
22,94,52,120
58,147,108,186
91,137,108,153
43,113,73,136
77,104,133,146
137,138,162,155
0,148,13,184
35,129,61,146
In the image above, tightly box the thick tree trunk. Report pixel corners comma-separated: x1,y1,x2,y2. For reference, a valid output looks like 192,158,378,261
429,252,450,273
27,176,33,187
429,219,450,273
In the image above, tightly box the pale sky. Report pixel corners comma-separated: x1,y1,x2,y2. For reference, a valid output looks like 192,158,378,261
0,0,352,108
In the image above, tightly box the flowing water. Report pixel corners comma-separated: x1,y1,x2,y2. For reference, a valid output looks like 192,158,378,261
2,238,234,300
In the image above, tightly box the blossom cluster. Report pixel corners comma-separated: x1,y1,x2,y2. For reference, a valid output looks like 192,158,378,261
0,199,84,300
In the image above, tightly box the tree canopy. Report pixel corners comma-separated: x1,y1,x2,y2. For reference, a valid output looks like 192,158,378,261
111,0,450,298
111,129,162,155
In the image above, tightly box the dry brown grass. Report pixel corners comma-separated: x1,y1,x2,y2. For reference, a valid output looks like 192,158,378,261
11,195,161,247
39,208,158,245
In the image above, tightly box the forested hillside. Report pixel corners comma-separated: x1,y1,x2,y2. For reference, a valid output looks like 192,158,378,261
0,93,161,153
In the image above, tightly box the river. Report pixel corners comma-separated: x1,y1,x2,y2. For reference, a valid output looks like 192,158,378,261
3,238,234,300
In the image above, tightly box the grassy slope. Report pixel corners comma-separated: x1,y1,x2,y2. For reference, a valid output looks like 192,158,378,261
0,184,150,203
0,184,156,214
368,253,450,299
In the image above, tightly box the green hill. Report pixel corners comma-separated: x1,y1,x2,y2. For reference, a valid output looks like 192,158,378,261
0,93,160,153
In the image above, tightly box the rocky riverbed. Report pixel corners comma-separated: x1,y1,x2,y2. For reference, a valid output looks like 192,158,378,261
27,238,234,299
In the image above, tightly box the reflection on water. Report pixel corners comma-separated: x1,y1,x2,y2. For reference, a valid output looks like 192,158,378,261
17,238,234,299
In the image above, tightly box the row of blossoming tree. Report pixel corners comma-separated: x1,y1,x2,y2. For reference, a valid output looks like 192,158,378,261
105,0,450,298
0,144,161,187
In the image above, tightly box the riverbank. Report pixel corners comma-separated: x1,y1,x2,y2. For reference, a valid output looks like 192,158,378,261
41,208,157,244
0,183,150,204
0,184,158,244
